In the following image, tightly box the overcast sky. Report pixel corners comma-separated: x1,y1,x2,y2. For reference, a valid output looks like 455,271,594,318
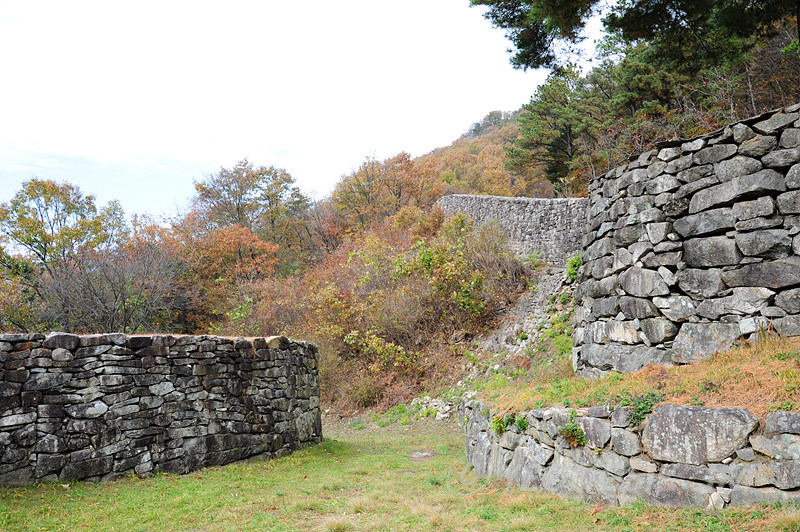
0,0,556,218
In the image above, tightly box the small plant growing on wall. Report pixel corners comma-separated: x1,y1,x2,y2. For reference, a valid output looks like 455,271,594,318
514,413,529,432
617,391,664,426
491,413,513,434
565,254,582,283
558,410,586,447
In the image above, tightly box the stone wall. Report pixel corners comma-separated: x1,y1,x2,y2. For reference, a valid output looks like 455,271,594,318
574,104,800,376
436,194,588,265
462,400,800,508
0,332,321,487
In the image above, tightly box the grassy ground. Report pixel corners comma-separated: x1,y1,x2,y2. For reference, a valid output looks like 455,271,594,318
2,417,799,532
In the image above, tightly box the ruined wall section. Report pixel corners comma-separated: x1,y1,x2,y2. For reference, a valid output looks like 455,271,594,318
462,401,800,508
574,104,800,376
436,195,588,265
0,332,321,486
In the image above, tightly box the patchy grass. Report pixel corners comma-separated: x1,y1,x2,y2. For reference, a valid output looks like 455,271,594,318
1,418,798,531
481,335,800,418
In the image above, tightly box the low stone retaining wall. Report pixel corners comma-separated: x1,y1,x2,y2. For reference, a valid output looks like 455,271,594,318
461,400,800,507
436,194,588,265
0,332,321,486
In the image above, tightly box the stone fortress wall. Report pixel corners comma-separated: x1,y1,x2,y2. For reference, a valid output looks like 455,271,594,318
436,194,588,265
0,332,321,486
459,103,800,508
574,104,800,376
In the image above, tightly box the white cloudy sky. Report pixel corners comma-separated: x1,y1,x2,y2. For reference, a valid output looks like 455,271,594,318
0,0,557,218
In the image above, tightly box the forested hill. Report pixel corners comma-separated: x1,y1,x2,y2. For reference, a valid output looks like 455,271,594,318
414,110,555,198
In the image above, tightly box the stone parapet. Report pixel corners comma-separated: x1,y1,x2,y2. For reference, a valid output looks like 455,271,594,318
0,332,321,486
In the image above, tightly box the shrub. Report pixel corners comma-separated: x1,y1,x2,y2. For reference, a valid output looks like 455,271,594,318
558,410,586,447
565,254,582,283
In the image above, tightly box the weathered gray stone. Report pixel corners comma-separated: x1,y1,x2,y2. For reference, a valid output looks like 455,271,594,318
682,138,706,152
677,268,726,298
696,287,774,319
752,112,799,135
581,343,670,373
630,456,658,473
763,148,800,168
42,332,80,350
611,428,641,456
674,208,734,237
619,267,670,297
540,454,619,506
592,297,620,317
671,323,742,364
737,215,784,231
736,228,800,259
653,295,697,322
646,174,681,194
764,410,800,435
775,290,800,315
611,407,632,428
736,448,756,461
658,146,681,161
24,372,71,391
788,163,800,188
66,401,108,419
606,321,639,345
689,169,786,214
575,417,611,449
0,412,36,428
642,251,682,268
738,135,777,157
751,434,800,460
732,463,776,487
676,164,714,184
733,123,757,143
777,190,800,214
722,257,800,289
774,461,800,489
640,318,679,344
642,405,758,464
79,334,127,347
732,196,775,220
774,315,800,337
661,463,732,485
618,473,715,508
694,144,737,166
780,128,800,148
683,236,742,267
619,296,660,319
730,485,800,506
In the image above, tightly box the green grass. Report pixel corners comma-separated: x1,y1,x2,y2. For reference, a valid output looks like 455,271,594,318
1,419,797,531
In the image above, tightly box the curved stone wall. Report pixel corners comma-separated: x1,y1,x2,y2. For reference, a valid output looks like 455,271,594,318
462,401,800,508
436,194,588,265
574,104,800,376
0,332,321,486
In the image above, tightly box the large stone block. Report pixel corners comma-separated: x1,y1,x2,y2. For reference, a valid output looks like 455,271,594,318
752,111,799,135
677,269,725,298
671,323,742,364
619,267,670,297
673,208,734,237
775,289,800,314
737,135,777,158
581,343,670,373
735,229,792,258
722,257,800,289
540,454,620,506
642,405,758,464
689,169,785,214
42,332,80,350
683,236,742,267
732,196,775,220
695,287,774,319
729,485,800,506
617,473,715,508
777,190,800,214
619,296,660,319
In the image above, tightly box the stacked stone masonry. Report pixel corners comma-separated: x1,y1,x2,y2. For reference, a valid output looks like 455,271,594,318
436,194,588,265
462,401,800,508
574,103,800,376
0,332,321,487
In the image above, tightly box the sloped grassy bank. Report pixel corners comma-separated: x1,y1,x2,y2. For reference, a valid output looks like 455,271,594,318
462,336,800,509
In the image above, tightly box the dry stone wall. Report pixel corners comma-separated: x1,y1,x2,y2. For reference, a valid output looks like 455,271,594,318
436,194,588,265
0,332,321,487
462,401,800,508
574,104,800,376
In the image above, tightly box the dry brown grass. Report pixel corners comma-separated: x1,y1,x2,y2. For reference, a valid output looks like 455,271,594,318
486,335,800,418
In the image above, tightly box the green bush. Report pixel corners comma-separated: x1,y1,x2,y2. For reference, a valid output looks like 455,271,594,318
565,254,582,283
